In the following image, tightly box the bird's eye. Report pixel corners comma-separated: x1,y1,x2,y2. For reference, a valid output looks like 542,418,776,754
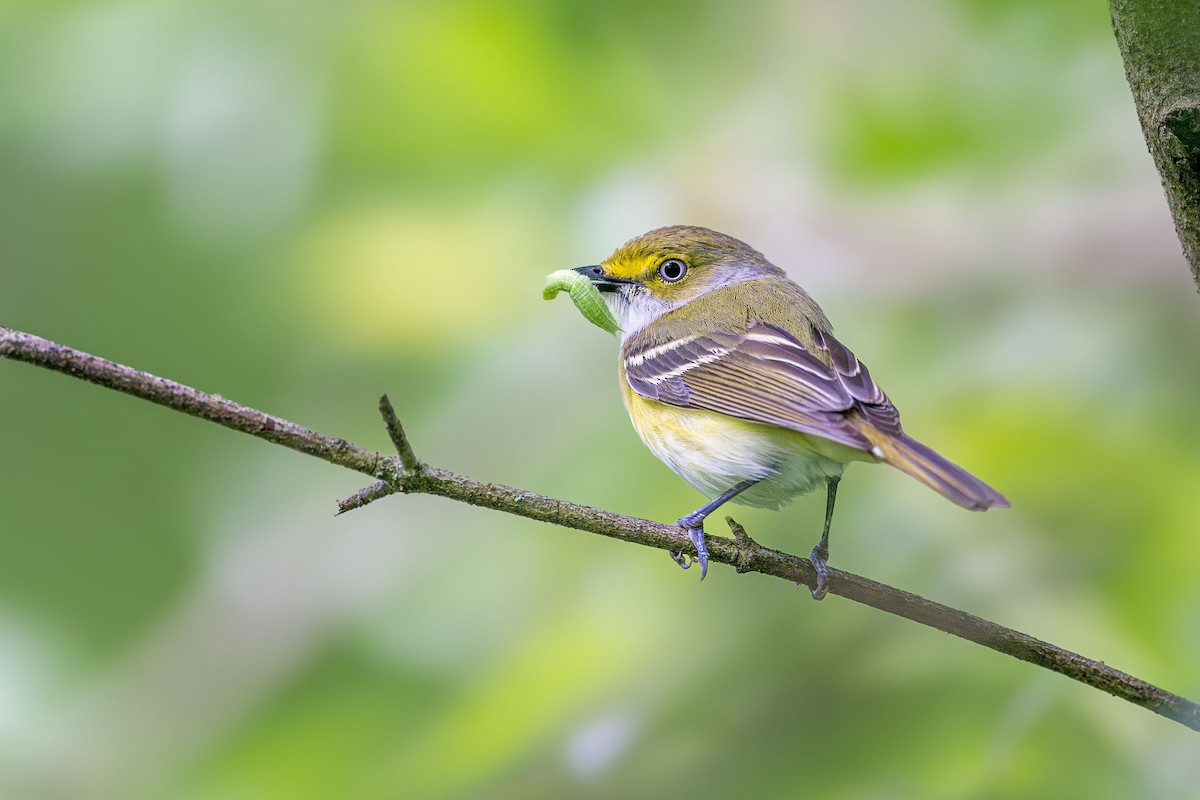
657,258,687,283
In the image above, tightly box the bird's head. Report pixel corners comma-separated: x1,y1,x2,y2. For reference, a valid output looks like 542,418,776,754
575,225,782,338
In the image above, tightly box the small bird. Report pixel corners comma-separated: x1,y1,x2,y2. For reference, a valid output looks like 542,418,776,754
573,225,1008,598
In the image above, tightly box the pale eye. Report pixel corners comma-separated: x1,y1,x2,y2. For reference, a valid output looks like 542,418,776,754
657,258,687,282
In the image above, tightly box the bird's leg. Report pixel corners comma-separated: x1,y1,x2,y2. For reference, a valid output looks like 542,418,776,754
809,475,841,600
672,480,758,580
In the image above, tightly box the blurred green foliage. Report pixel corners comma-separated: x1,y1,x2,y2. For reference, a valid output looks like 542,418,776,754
2,1,1199,798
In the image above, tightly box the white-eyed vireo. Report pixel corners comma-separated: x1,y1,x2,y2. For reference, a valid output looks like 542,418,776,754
569,225,1008,598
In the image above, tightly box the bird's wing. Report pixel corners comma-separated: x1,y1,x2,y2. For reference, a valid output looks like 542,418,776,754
624,323,902,452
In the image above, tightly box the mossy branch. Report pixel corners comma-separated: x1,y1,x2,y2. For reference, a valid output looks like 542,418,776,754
2,323,1198,732
1111,0,1200,288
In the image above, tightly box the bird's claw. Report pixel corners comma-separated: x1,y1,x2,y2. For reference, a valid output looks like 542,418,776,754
673,521,710,581
808,540,829,600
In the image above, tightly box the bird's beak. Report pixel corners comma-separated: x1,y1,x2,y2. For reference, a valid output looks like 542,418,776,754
572,265,639,293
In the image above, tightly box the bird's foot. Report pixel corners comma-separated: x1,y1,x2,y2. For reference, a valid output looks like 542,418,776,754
808,539,830,601
671,517,710,581
668,549,693,570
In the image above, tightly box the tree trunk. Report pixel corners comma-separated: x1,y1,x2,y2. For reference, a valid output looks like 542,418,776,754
1111,0,1200,290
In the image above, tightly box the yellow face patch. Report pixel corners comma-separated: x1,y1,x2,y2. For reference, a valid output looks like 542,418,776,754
601,252,669,282
601,240,677,282
599,224,754,284
604,229,714,288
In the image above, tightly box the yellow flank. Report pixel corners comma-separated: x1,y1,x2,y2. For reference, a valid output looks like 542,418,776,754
620,369,867,510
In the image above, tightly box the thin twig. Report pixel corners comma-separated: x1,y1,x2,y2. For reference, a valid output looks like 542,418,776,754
2,322,1198,732
725,517,759,574
379,393,421,473
336,479,393,515
332,393,424,514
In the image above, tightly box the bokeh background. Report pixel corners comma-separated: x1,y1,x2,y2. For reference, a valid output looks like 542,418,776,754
3,1,1199,798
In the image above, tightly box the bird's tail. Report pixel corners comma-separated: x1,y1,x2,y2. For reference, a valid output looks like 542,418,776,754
869,432,1009,511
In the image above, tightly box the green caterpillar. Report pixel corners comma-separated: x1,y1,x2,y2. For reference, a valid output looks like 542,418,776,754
542,269,621,335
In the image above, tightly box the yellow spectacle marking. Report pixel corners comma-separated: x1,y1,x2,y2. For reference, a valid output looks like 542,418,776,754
543,270,621,334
